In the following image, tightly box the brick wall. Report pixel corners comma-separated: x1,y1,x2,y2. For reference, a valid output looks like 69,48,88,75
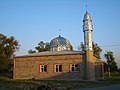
14,54,83,80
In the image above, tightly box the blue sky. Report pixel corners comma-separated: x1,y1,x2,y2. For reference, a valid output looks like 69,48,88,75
0,0,120,67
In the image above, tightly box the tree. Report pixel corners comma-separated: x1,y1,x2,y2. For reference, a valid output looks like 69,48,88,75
28,49,36,54
0,33,19,72
80,42,102,59
93,42,102,59
28,41,50,54
80,42,84,51
104,51,118,74
70,45,73,50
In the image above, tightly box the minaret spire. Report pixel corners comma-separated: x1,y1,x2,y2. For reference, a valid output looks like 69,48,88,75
83,10,93,51
82,10,95,81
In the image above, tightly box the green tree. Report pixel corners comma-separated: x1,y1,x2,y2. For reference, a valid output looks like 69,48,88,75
28,49,36,54
70,46,73,50
0,33,19,72
80,42,102,59
28,41,50,54
80,42,84,51
93,42,102,59
104,51,118,73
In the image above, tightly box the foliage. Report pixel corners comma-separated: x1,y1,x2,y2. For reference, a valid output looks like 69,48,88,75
28,49,36,54
104,51,118,72
70,46,73,50
80,42,102,59
80,42,84,51
92,42,102,59
104,71,120,77
0,33,19,72
28,41,50,54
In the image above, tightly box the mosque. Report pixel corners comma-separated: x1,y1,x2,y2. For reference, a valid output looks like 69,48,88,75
13,11,104,80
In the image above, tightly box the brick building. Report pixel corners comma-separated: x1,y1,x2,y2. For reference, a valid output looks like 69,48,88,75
14,11,104,80
14,51,104,80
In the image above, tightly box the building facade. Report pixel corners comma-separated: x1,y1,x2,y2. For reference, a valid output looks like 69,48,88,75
14,11,104,80
14,51,104,80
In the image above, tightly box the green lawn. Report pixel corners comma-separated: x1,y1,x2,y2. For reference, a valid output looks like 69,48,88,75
0,72,120,90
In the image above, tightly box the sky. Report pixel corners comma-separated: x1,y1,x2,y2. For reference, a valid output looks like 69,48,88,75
0,0,120,68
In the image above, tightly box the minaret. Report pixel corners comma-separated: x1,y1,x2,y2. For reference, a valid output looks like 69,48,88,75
82,11,95,80
83,11,93,51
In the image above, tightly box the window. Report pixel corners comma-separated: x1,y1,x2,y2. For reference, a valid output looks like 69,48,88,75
70,64,79,72
58,47,61,51
40,65,47,72
55,65,62,72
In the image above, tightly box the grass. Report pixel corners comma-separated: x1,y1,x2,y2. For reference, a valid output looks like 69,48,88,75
0,72,120,90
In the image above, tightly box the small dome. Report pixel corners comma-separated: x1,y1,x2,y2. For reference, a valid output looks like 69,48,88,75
84,11,91,20
50,35,72,51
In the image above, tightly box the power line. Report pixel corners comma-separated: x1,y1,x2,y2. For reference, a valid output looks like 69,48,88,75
73,44,120,49
100,44,120,47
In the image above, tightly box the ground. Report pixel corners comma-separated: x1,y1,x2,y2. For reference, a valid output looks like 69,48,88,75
0,72,120,90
